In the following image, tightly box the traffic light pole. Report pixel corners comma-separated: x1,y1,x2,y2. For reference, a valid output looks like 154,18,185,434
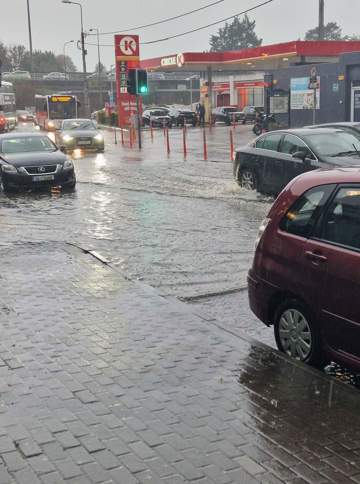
135,71,142,150
136,94,142,150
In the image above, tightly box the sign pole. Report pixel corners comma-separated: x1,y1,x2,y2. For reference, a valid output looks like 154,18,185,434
313,87,316,125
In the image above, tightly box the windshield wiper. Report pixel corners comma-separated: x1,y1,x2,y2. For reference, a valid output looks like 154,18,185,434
331,150,360,157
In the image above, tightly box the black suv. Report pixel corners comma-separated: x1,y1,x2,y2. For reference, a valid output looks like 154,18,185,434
167,107,197,127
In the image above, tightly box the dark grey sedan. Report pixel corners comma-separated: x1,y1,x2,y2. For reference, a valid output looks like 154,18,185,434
234,128,360,195
58,119,104,152
0,132,76,191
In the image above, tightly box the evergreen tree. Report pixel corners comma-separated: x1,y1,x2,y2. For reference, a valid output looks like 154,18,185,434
210,15,262,52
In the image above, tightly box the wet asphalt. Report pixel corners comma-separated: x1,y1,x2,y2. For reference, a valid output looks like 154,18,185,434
0,124,274,346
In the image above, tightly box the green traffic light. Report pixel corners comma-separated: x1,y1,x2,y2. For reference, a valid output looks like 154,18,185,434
139,86,148,94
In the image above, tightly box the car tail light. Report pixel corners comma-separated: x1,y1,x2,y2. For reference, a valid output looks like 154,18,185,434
254,217,271,249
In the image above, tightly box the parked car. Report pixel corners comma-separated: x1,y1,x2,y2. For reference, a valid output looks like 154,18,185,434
306,122,360,138
167,107,197,127
234,128,360,195
43,72,68,80
4,112,17,130
16,110,35,123
248,167,360,371
142,109,172,128
0,132,76,191
212,106,243,125
240,105,259,124
3,70,31,80
58,118,104,152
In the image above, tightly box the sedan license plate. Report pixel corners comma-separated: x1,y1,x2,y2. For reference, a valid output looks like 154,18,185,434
32,175,55,182
78,140,91,145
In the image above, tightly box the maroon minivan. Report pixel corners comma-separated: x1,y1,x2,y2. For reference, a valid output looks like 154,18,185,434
248,168,360,370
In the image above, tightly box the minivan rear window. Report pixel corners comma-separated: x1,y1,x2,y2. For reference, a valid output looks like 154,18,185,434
280,185,334,237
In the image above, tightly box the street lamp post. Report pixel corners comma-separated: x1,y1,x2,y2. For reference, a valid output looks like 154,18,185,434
89,27,103,109
109,64,115,108
61,0,90,116
63,40,74,76
26,0,33,72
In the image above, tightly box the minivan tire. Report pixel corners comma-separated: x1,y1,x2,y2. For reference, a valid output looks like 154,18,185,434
274,298,327,368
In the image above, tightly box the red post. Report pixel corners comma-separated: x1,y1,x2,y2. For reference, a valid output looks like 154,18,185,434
203,128,208,161
166,127,170,156
121,127,124,146
230,128,234,161
129,128,133,148
150,121,154,143
182,125,187,159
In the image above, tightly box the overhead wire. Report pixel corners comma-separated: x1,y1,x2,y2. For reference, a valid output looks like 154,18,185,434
89,0,227,36
84,0,274,48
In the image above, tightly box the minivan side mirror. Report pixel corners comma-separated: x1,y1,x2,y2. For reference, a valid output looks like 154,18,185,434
292,150,307,161
59,146,66,153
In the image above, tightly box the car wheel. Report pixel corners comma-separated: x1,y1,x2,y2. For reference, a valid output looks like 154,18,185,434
253,124,263,136
2,181,17,193
274,299,326,367
240,169,257,191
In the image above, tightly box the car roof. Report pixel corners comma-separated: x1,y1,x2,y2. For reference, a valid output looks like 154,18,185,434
306,122,360,128
258,127,346,137
289,167,360,193
63,118,93,122
0,132,47,140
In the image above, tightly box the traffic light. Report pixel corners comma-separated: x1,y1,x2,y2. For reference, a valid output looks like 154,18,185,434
127,69,137,95
127,69,148,95
137,70,148,95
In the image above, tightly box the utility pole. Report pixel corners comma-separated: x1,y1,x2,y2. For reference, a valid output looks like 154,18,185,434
62,0,90,117
26,0,33,72
90,28,103,109
318,0,325,40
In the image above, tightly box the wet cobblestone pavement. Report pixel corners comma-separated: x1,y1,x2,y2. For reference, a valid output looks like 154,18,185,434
1,242,360,483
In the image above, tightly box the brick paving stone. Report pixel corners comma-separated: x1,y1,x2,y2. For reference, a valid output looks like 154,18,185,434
55,457,82,479
0,243,360,484
18,439,43,458
0,465,13,484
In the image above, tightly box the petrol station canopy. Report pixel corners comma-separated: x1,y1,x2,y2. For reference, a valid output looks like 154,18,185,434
140,40,360,73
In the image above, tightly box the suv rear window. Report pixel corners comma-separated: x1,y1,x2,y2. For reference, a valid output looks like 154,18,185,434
280,185,334,237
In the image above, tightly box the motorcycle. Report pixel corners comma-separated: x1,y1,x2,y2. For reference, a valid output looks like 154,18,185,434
253,113,277,136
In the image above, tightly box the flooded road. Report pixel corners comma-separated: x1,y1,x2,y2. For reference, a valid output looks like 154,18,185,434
0,125,274,344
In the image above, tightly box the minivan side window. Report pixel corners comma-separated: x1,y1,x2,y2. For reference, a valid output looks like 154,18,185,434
261,133,282,152
255,137,265,148
280,185,334,237
320,187,360,250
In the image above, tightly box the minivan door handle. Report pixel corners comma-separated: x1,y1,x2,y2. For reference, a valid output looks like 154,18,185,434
305,251,328,263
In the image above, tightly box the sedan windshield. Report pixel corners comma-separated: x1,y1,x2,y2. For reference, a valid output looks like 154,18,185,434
63,120,96,130
0,136,56,154
305,132,360,158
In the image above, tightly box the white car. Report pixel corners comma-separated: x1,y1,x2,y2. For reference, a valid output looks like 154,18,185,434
3,70,31,80
43,72,68,80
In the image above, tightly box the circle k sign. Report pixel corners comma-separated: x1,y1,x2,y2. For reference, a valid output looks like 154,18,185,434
118,36,138,57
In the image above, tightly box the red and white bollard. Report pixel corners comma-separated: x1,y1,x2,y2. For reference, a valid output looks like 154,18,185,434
166,127,171,156
230,129,234,161
182,125,187,159
203,128,208,161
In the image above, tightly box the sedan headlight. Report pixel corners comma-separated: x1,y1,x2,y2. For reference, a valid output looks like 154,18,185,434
63,159,74,170
94,133,103,142
48,121,55,129
1,164,17,174
62,134,74,143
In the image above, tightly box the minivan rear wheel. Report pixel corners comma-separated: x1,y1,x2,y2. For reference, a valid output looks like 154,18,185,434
240,169,257,191
274,299,326,368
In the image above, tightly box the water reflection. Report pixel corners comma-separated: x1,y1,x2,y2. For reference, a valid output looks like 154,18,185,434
236,344,360,442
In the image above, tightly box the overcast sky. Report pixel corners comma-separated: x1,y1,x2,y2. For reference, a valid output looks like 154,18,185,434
2,0,360,71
